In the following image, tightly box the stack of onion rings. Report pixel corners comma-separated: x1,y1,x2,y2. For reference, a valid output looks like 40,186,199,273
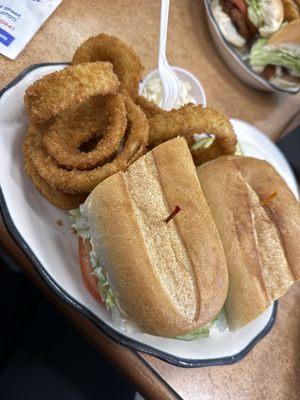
23,55,148,208
23,33,237,209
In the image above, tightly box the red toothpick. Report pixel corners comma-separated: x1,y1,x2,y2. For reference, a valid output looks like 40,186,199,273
164,205,181,223
260,191,277,206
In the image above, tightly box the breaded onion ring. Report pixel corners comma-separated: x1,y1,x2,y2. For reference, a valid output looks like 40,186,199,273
24,62,120,123
43,93,127,170
135,95,164,118
148,104,237,165
31,98,149,194
23,124,87,209
72,34,143,99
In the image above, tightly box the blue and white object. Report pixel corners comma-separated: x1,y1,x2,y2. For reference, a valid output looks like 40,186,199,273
0,0,62,60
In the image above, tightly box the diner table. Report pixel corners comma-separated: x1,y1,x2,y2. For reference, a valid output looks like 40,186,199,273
0,1,299,399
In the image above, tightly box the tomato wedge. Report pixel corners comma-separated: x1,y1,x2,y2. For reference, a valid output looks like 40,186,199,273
229,0,247,15
78,237,103,303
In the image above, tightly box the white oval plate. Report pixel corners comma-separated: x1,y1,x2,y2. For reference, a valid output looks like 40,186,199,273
0,64,298,367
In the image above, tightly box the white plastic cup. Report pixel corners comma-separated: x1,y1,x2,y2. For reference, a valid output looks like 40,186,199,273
139,66,207,107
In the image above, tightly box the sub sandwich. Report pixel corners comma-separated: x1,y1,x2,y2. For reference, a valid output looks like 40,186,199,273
71,138,229,337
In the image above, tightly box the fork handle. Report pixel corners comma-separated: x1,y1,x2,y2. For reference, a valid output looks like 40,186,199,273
158,0,170,68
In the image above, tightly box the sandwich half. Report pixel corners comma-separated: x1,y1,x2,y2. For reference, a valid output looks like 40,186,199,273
71,138,229,337
250,18,300,84
197,155,300,330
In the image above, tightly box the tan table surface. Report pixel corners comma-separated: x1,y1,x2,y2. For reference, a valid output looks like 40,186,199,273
0,1,300,399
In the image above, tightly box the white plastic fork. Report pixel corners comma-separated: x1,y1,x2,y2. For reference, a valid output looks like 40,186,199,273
158,0,182,110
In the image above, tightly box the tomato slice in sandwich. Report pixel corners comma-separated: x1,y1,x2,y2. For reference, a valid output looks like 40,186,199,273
78,237,103,303
229,0,247,15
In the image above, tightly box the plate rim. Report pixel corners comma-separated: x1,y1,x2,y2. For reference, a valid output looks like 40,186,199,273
0,62,277,368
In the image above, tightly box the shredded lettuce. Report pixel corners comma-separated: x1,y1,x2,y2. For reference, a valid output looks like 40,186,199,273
192,135,214,150
92,264,116,310
192,135,242,156
246,0,283,37
69,206,91,239
235,142,243,156
250,38,300,76
173,310,228,340
69,208,124,329
246,0,263,28
173,325,211,341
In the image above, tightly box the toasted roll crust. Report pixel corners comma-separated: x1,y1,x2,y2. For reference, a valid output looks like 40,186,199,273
197,156,300,330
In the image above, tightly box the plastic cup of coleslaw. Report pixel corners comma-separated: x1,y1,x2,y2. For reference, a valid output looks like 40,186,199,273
139,67,207,108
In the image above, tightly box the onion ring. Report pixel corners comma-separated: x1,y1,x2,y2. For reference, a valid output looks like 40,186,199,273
135,95,164,118
148,104,237,165
135,96,196,145
24,62,119,123
23,124,87,209
31,98,149,194
72,34,143,99
43,93,127,170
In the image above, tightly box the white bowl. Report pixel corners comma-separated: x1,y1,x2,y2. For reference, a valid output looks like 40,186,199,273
204,0,300,94
139,66,207,107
